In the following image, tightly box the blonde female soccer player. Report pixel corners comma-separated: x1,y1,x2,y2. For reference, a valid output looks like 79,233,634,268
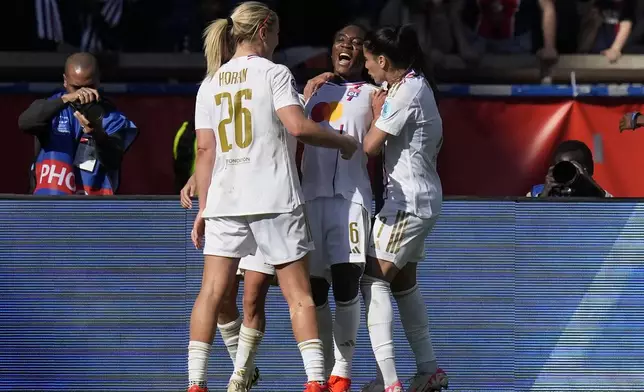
186,2,358,392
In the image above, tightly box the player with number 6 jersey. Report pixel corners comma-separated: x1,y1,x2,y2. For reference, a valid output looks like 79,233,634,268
187,2,359,392
300,24,377,392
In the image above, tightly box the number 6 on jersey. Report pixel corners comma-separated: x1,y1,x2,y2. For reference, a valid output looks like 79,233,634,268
215,89,253,152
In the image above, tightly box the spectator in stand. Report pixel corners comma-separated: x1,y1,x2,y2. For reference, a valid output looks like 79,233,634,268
449,0,558,63
577,0,636,63
624,0,644,52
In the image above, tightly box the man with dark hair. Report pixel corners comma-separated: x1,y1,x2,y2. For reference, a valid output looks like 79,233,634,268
19,52,137,195
528,140,611,197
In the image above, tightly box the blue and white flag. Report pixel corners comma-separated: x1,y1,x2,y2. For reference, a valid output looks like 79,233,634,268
35,0,63,43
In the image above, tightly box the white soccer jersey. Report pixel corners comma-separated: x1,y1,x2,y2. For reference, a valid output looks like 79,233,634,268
374,70,443,219
195,56,304,217
301,81,377,208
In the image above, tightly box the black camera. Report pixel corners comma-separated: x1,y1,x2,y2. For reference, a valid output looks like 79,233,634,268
69,100,105,125
548,160,605,197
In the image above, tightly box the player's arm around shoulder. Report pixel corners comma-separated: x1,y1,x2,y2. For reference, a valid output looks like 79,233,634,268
303,71,335,101
270,65,358,158
276,104,357,159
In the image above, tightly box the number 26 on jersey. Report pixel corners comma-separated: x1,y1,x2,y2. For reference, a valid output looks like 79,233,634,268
215,89,253,152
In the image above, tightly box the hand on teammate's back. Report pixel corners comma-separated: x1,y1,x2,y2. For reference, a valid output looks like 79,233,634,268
339,134,359,160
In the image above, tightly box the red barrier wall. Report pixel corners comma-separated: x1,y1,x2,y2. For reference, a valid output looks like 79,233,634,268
3,95,644,196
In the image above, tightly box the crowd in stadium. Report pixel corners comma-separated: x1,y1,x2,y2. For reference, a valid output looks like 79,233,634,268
6,0,644,63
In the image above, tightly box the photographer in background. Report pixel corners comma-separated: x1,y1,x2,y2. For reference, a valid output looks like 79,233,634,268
18,52,138,195
528,140,611,197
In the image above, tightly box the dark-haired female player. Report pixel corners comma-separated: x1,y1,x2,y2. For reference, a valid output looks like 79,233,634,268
359,25,448,392
301,23,380,392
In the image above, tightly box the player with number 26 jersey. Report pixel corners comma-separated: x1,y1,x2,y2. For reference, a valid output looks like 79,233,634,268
197,56,304,218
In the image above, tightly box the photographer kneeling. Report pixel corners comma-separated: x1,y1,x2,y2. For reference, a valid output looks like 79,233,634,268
528,140,611,198
18,52,138,195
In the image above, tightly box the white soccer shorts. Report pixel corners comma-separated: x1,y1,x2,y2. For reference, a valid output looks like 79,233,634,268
237,251,275,276
204,205,314,266
367,203,438,269
305,196,370,281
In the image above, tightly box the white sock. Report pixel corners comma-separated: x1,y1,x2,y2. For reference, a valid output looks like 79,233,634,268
316,302,335,378
361,275,398,387
331,295,360,378
217,317,242,363
188,340,212,387
298,338,326,383
394,285,438,375
230,324,264,383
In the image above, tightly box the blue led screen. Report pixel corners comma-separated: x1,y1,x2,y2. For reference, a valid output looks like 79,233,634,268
1,198,643,392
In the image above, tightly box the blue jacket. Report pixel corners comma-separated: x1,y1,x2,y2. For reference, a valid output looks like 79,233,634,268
33,92,138,195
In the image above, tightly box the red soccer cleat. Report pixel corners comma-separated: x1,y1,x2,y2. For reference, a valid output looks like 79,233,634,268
304,381,330,392
187,385,208,392
328,375,352,392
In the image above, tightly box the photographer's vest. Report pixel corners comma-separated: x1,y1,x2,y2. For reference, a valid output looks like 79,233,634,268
33,92,138,195
530,184,545,197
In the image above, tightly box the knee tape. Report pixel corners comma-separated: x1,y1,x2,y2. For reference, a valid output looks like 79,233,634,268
289,296,316,320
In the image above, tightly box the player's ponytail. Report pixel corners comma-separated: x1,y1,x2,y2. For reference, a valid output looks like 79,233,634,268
364,24,440,103
203,18,233,78
396,25,440,103
203,2,278,79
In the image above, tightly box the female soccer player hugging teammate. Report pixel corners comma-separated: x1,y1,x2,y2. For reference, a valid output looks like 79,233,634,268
300,24,379,392
359,26,448,392
186,2,359,392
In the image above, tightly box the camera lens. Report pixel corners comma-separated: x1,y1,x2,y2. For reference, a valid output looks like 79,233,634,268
84,103,105,124
552,161,578,185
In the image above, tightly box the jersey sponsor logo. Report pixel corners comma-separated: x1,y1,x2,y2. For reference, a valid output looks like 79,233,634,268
310,101,344,123
225,157,251,165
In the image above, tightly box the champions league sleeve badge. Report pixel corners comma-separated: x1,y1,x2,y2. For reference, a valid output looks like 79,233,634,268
381,100,392,119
